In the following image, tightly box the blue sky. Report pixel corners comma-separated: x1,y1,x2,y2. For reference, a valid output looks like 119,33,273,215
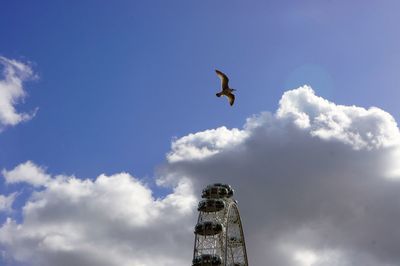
1,1,400,179
1,1,400,265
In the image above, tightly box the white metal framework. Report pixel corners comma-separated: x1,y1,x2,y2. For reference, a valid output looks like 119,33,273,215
192,184,248,266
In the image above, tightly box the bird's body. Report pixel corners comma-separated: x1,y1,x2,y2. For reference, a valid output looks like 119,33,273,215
215,69,235,106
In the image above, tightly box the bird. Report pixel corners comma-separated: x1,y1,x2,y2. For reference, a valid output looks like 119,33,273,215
215,69,236,106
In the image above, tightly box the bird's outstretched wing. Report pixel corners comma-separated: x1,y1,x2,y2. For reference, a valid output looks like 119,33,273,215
215,69,229,90
227,93,235,106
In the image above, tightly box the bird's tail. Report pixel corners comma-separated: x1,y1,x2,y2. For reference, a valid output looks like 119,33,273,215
216,92,222,97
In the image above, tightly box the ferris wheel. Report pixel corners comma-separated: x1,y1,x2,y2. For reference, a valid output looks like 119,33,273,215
192,183,249,266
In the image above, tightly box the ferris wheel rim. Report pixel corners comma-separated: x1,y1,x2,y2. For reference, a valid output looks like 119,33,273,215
192,184,248,266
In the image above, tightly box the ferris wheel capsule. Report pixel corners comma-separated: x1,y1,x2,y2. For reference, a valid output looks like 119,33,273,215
201,183,234,199
195,221,223,236
198,199,226,212
192,254,222,266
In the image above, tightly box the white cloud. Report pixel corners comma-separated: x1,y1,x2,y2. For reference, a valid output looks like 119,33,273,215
161,86,400,266
2,86,400,266
0,165,197,266
2,161,50,187
0,56,37,130
0,193,17,212
277,87,400,149
167,127,247,162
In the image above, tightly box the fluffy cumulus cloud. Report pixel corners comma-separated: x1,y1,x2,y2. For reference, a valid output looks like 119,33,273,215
2,86,400,266
0,193,17,213
162,86,400,266
0,165,196,266
0,56,37,130
167,127,247,162
2,161,51,187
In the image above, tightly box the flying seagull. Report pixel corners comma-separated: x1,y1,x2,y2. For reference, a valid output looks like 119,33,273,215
215,69,236,106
